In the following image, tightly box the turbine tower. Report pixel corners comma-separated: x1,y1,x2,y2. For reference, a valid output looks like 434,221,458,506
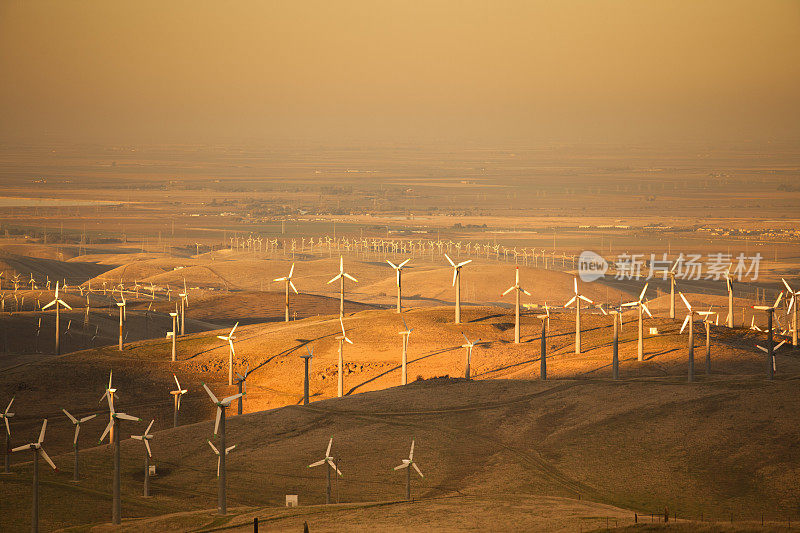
393,439,424,501
300,346,313,405
502,267,531,343
327,256,358,318
115,294,126,351
273,263,298,322
724,266,735,328
564,277,594,355
308,437,342,504
42,282,71,355
202,383,242,515
679,293,714,383
461,334,479,379
12,419,57,533
386,258,411,313
233,363,250,415
667,261,679,319
445,254,471,324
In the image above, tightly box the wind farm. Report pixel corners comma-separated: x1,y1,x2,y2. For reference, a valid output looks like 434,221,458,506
1,1,800,531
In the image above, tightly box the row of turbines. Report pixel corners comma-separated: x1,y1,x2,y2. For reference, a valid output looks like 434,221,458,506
2,369,424,531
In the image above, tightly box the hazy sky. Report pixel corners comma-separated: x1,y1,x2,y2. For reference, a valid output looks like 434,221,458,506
1,1,799,146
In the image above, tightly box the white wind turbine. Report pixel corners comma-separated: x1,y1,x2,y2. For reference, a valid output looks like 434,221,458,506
621,282,652,361
667,261,680,319
394,439,423,501
678,293,715,383
461,333,480,379
336,317,353,397
502,267,531,343
202,383,242,515
115,292,126,351
753,292,784,380
445,254,471,324
2,397,14,474
217,322,239,386
386,258,411,313
308,437,342,505
782,278,799,347
398,317,413,385
757,340,787,375
131,419,155,497
170,374,188,428
98,393,140,525
208,440,236,477
168,309,178,361
564,277,594,354
12,419,57,533
42,282,71,355
62,408,96,482
327,256,358,318
724,266,735,328
273,263,298,322
179,278,188,335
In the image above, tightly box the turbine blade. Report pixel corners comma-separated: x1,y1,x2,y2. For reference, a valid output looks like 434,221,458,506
412,462,424,477
679,292,691,311
12,444,32,452
144,439,152,457
38,419,47,444
642,304,653,318
214,407,221,435
145,419,154,435
208,440,219,454
308,459,326,468
115,413,139,422
564,296,576,308
289,281,298,294
203,383,219,404
502,286,515,296
638,283,648,301
326,437,332,457
62,409,77,424
74,425,80,445
578,295,593,304
444,254,455,267
230,322,239,336
39,448,57,471
386,260,397,269
327,273,342,284
99,420,113,443
221,393,243,404
344,273,358,283
328,458,342,476
680,314,690,334
394,463,409,470
398,259,410,268
410,439,415,460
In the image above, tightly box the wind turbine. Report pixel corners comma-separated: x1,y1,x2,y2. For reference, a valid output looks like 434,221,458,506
62,409,96,482
42,282,71,355
327,256,358,318
273,263,298,322
179,278,188,335
621,283,652,361
461,334,480,379
168,310,178,361
208,440,236,477
233,363,250,415
12,419,57,533
386,258,411,313
217,322,239,386
536,311,549,380
393,439,423,501
98,394,140,525
782,278,799,347
300,346,313,405
667,261,680,319
724,266,735,328
398,317,413,385
115,293,126,351
753,292,784,380
336,317,353,397
131,420,155,497
202,383,242,515
757,340,787,374
564,277,594,355
610,310,622,380
679,293,715,382
502,267,531,343
170,374,188,428
445,254,471,324
2,397,14,474
308,437,342,504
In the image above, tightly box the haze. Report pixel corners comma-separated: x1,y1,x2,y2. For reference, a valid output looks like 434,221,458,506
1,0,799,146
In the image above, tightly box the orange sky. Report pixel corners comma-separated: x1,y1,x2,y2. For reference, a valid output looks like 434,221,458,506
1,0,798,145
